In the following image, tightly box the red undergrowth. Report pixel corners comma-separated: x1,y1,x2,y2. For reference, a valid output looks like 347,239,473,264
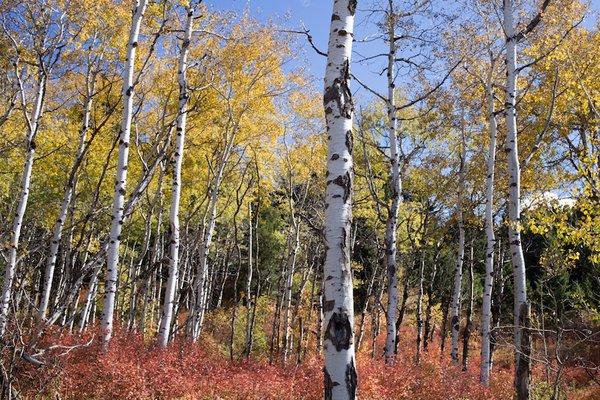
13,326,598,399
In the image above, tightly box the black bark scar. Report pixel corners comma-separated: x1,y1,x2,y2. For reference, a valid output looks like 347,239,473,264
331,172,351,204
348,0,357,15
323,60,354,119
325,311,352,351
346,358,357,399
324,367,337,400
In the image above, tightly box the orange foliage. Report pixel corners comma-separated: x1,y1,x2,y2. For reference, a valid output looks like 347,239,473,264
13,326,598,400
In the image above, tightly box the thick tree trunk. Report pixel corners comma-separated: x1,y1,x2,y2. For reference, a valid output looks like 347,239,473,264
322,1,357,398
503,1,530,397
101,0,149,349
158,2,196,348
480,62,498,385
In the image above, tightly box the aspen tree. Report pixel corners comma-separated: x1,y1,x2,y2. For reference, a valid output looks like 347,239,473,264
101,0,149,348
158,0,198,348
322,0,358,398
0,68,46,336
383,0,402,363
0,4,67,335
450,109,466,364
39,47,101,322
480,53,498,385
503,1,552,396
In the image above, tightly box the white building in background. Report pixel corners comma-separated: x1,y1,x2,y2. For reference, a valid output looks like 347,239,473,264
523,191,576,210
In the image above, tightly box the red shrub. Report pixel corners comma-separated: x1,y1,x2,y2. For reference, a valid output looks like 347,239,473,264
12,325,596,399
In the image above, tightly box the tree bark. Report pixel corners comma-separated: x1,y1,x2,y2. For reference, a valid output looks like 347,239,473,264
158,1,196,348
503,1,530,397
480,57,498,385
0,69,46,336
322,1,358,398
423,244,439,352
101,0,149,349
383,1,402,363
415,254,425,364
462,240,474,371
39,64,96,322
450,114,466,364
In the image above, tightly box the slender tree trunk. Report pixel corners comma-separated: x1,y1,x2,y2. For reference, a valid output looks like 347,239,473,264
192,158,227,340
450,116,466,364
316,277,324,357
0,69,46,336
243,202,255,358
229,237,242,361
440,293,450,355
371,278,384,359
415,254,425,364
282,225,300,363
394,261,410,354
462,240,474,371
39,67,96,322
423,246,439,351
269,266,285,364
101,0,149,349
503,1,530,397
480,60,498,385
383,3,402,363
356,255,380,350
158,2,195,348
490,238,505,370
322,1,357,398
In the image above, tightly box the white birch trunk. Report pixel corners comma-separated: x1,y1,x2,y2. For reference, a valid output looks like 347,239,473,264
191,146,230,340
39,72,95,322
101,0,148,349
450,116,466,364
322,1,357,398
243,202,254,357
415,254,425,364
503,1,530,397
0,72,46,336
480,62,497,385
157,2,196,348
383,4,402,362
282,225,300,363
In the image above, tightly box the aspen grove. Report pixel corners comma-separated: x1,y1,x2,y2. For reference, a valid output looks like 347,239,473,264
0,0,599,399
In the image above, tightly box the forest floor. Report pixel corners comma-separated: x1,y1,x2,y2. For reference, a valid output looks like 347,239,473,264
12,324,600,400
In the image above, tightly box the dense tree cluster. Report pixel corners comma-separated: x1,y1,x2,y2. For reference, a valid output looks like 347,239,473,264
0,0,598,399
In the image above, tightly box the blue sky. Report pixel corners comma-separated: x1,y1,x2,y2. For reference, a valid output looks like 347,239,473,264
206,0,392,102
206,0,331,77
207,0,600,106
